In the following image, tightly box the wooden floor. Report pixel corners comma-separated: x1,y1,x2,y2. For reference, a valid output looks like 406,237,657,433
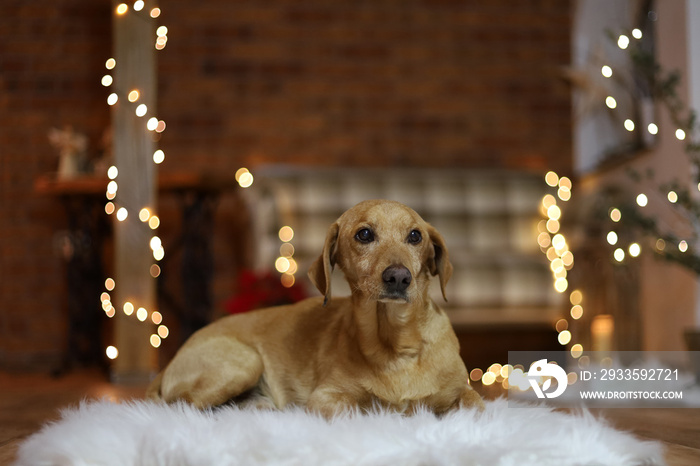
1,370,699,465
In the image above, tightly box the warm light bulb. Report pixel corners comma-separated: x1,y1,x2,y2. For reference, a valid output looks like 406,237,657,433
135,104,147,117
613,248,625,262
153,149,165,164
676,129,686,140
648,123,658,135
107,93,118,106
105,277,115,291
618,35,630,49
106,346,119,359
238,172,254,188
629,243,641,257
101,75,113,87
148,216,160,229
116,3,128,15
105,58,116,70
605,96,617,109
636,193,648,206
544,171,559,187
632,28,642,39
116,207,128,221
128,90,140,102
278,226,294,242
558,330,572,345
624,119,635,131
601,65,612,78
609,208,621,222
107,166,118,179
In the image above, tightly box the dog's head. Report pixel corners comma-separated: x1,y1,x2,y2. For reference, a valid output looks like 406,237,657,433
308,200,453,305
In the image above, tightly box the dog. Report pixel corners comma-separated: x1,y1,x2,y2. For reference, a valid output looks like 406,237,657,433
147,199,483,417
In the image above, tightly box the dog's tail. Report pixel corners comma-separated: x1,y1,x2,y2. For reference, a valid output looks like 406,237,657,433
145,371,164,401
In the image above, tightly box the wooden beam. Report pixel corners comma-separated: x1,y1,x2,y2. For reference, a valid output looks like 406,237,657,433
111,2,157,382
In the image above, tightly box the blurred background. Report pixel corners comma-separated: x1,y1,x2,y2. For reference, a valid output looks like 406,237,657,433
1,0,699,388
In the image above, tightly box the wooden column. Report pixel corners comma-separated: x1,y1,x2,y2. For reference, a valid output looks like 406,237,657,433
111,2,157,382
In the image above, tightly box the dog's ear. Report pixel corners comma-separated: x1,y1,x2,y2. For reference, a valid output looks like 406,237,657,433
308,222,339,306
426,224,453,302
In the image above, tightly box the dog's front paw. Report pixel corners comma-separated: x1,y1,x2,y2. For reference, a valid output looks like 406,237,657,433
459,386,485,411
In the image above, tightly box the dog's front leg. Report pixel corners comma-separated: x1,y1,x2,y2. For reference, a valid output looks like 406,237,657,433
306,387,361,419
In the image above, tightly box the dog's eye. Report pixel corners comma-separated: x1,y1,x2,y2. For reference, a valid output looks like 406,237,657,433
408,230,422,244
355,228,374,243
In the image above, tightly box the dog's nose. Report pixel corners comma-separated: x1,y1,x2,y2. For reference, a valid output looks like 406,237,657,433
382,266,412,293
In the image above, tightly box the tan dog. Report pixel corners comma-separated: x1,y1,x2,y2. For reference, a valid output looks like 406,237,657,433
147,199,483,417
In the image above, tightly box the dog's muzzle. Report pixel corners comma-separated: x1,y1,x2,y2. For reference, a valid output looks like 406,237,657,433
380,265,412,301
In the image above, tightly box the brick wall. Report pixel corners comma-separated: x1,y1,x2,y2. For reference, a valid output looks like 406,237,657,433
0,0,571,371
158,0,571,174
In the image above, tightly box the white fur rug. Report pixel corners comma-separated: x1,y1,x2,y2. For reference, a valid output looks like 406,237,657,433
15,399,663,466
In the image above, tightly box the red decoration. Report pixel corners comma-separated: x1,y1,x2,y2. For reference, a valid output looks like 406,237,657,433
225,270,307,315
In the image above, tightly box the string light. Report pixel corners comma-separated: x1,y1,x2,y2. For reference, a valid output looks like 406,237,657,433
153,149,165,164
617,34,630,49
106,346,119,359
236,167,254,188
100,4,171,360
636,193,648,207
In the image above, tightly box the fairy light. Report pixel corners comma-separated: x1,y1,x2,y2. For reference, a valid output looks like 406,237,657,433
601,65,613,78
105,278,116,291
236,167,254,188
116,207,128,221
609,208,621,222
636,193,648,206
667,191,678,203
605,96,617,109
533,173,588,366
153,149,165,164
648,123,658,135
100,4,172,360
629,243,641,257
624,119,635,131
617,34,630,49
106,346,119,359
606,231,618,245
676,129,686,140
614,248,625,262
